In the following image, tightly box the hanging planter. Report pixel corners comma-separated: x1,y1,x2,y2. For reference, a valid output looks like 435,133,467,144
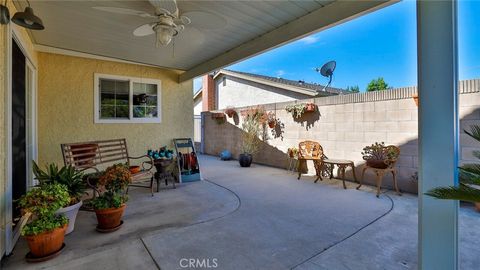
266,111,276,128
305,103,317,112
412,93,419,107
224,107,236,118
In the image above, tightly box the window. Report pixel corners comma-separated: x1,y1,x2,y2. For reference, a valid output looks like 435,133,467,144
94,74,161,123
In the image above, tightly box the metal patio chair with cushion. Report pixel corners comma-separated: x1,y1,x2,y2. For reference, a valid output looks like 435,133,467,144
297,141,325,182
357,145,402,197
61,138,155,196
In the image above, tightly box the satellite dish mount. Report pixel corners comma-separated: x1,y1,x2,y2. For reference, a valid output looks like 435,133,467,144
315,61,336,92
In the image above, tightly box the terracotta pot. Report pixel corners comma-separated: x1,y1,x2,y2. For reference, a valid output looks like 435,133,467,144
129,166,140,174
474,202,480,212
94,204,126,230
412,94,419,107
24,224,67,258
305,103,316,112
366,159,388,169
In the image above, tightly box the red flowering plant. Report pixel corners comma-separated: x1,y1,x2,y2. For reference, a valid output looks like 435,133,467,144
91,164,132,210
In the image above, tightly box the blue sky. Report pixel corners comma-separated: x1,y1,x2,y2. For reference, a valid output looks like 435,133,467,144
194,0,480,92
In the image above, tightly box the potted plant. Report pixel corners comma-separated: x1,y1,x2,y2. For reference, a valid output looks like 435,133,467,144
426,125,480,211
91,164,132,232
224,107,236,118
361,142,398,169
287,147,298,158
19,183,70,261
285,103,306,119
32,161,86,235
266,111,276,128
239,107,264,167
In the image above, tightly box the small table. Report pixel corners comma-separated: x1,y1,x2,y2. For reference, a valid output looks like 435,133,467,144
321,159,357,189
149,159,177,192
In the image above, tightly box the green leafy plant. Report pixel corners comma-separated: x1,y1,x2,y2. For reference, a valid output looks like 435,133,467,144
33,161,86,205
240,107,266,155
361,142,397,161
90,164,132,210
346,85,360,93
366,77,389,92
18,183,70,236
285,104,307,119
426,125,480,203
287,147,298,158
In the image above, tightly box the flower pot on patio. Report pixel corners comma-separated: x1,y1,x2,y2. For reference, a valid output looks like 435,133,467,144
239,153,253,167
94,204,126,231
25,224,67,259
55,200,82,235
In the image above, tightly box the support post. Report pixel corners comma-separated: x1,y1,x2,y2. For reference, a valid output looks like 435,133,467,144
417,1,458,269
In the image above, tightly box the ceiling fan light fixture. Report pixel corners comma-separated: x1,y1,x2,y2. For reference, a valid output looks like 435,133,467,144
155,25,177,46
12,6,44,30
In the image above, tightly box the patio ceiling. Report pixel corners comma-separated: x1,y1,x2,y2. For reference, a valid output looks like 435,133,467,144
17,0,395,82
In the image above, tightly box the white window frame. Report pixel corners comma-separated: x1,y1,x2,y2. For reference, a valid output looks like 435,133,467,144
94,73,162,124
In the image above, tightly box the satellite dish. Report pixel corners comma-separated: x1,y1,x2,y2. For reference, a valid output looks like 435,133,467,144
315,61,336,92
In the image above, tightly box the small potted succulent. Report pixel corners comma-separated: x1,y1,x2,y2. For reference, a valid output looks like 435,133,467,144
361,142,398,169
19,183,70,260
32,162,86,235
91,164,132,232
266,111,276,128
224,107,236,118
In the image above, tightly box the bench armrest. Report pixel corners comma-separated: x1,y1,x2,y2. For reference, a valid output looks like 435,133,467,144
128,155,154,171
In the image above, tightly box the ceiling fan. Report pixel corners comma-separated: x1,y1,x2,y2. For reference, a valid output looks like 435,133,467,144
93,0,224,47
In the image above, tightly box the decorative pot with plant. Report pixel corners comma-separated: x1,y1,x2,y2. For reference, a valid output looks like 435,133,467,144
266,111,276,128
305,102,317,112
361,142,398,169
19,183,70,260
224,107,236,118
91,164,132,232
287,147,298,158
426,125,480,212
239,107,265,167
32,161,86,235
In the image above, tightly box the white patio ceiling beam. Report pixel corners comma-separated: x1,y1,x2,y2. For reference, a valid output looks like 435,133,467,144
179,0,397,82
417,1,459,269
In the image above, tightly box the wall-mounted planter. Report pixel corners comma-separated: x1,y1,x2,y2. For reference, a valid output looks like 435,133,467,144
211,112,226,124
305,103,317,112
412,94,419,107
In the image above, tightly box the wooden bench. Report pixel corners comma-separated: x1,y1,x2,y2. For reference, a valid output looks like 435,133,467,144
61,138,155,196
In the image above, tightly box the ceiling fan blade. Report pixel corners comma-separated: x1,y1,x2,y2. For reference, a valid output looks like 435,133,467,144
133,23,155,37
93,7,156,18
182,11,227,30
149,0,178,16
174,15,191,26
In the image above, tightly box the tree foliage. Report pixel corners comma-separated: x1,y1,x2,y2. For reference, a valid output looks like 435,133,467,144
346,85,360,93
366,77,389,92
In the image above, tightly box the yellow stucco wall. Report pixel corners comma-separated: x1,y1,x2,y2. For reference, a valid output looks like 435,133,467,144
1,0,38,256
37,52,193,165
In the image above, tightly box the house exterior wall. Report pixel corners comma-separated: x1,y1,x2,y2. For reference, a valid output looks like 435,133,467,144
216,75,311,110
202,81,480,194
37,52,193,165
0,0,38,257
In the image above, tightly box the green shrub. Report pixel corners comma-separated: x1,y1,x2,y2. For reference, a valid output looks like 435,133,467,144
90,164,131,209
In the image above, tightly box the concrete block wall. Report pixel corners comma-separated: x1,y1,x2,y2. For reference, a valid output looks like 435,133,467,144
202,80,480,194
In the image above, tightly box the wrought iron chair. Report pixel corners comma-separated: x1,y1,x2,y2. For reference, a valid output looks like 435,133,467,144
297,141,325,182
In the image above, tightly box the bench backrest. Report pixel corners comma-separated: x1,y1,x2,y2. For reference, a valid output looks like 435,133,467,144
61,138,129,170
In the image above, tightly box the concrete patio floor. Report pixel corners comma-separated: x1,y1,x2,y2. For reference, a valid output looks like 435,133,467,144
2,155,479,269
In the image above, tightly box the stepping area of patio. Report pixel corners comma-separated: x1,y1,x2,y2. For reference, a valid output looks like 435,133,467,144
2,155,479,270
